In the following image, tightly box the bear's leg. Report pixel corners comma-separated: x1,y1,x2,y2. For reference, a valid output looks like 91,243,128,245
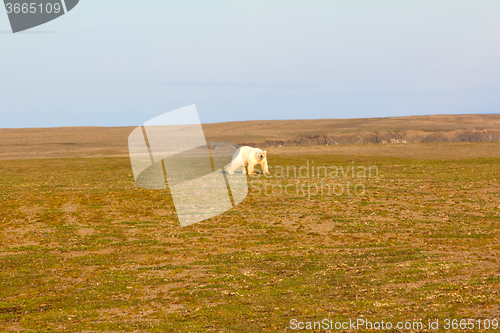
247,164,255,175
227,159,240,174
228,155,244,174
260,160,270,175
227,163,235,174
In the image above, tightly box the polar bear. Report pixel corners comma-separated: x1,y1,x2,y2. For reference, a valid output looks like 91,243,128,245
227,146,270,175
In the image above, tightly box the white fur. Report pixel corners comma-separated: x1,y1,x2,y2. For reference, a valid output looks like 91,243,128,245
227,146,270,175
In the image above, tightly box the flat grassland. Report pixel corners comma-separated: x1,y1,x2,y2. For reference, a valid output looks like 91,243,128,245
1,116,499,332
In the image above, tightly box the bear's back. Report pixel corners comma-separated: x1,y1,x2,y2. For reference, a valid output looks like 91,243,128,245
240,146,258,161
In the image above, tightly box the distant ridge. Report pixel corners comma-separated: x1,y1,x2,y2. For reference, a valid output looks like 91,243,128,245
244,129,500,148
1,114,500,159
205,114,500,147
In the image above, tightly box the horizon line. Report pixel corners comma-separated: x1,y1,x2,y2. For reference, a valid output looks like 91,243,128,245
1,113,500,131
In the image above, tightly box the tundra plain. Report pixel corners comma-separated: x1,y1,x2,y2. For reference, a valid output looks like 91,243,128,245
0,114,499,332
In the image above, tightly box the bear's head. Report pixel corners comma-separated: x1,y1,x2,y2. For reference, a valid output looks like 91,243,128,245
256,150,267,161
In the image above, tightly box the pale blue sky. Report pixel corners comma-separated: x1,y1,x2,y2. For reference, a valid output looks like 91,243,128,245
1,1,500,128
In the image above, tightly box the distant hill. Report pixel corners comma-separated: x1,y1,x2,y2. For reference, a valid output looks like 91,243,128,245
1,114,500,160
204,114,500,147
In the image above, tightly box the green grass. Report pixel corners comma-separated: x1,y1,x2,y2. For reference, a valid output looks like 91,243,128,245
0,151,499,332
